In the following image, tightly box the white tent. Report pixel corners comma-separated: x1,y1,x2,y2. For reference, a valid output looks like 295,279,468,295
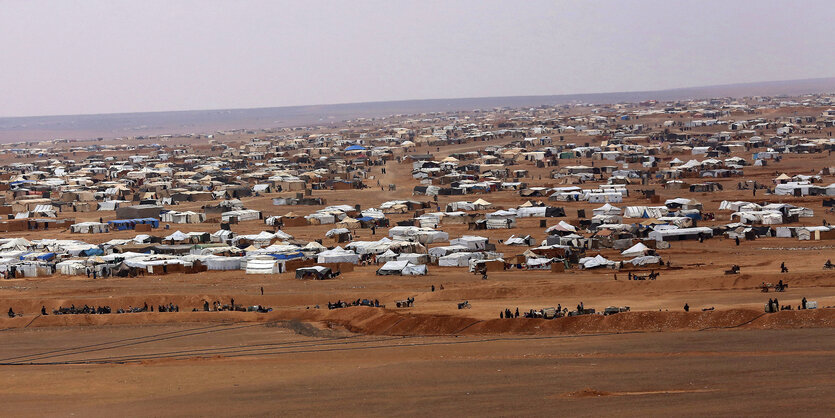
204,256,242,271
0,238,32,251
165,230,190,242
472,198,492,210
627,255,661,266
438,252,484,267
71,222,109,234
428,245,468,258
377,260,427,275
317,246,359,264
504,235,533,246
246,258,279,274
578,254,615,269
593,203,621,216
621,242,649,257
450,235,488,251
161,211,205,224
397,253,430,264
56,260,87,275
545,221,577,234
325,228,351,237
376,249,399,263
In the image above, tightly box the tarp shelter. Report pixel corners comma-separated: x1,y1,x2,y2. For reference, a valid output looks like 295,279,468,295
593,203,621,216
627,255,662,266
621,242,649,257
161,211,205,224
71,222,109,234
504,235,534,246
203,256,242,271
56,260,87,275
546,220,577,235
222,209,261,222
438,251,484,267
376,249,399,263
295,265,334,279
246,258,280,274
578,254,615,269
317,246,360,264
108,218,159,231
450,235,488,251
376,260,427,275
165,230,190,242
648,227,713,242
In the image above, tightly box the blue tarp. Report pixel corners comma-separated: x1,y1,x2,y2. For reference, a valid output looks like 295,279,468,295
268,252,304,260
345,145,366,151
108,218,159,230
356,216,375,222
82,248,104,256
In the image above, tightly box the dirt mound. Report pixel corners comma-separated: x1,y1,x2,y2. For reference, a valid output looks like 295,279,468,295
295,306,835,336
563,388,612,398
2,307,833,337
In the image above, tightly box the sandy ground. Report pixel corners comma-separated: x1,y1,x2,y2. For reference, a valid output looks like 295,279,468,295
0,323,833,416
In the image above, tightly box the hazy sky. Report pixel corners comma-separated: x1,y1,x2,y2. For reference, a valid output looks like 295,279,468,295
1,0,833,117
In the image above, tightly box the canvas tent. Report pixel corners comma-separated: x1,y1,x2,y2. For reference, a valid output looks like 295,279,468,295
376,260,427,275
317,246,360,264
295,266,334,279
246,258,280,274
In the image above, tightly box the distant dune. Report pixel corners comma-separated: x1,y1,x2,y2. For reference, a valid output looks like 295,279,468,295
2,77,834,143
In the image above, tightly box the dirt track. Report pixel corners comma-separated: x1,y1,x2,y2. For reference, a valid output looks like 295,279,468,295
1,323,833,416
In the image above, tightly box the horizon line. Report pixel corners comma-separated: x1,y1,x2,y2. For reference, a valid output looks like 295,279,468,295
3,76,835,120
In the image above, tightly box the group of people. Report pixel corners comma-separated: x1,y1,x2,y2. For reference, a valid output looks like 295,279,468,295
623,271,660,280
51,304,112,315
766,298,784,312
499,308,519,318
766,297,810,313
202,298,239,312
85,266,112,279
430,284,444,291
327,298,381,309
5,301,185,318
1,266,21,279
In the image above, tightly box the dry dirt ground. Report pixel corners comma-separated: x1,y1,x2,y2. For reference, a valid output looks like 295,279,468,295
0,323,833,416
